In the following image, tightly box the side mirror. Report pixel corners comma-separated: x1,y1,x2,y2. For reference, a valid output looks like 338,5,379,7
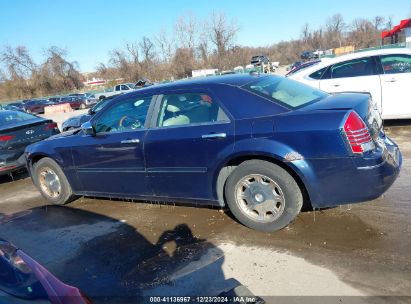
81,121,95,136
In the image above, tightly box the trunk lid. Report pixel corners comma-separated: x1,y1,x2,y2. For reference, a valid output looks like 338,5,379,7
301,93,383,141
0,118,58,150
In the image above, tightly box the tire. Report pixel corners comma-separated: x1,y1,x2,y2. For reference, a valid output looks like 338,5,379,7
99,96,105,100
32,157,76,205
224,160,303,232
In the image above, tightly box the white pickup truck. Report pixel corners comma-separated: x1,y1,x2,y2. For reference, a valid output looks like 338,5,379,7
94,83,135,100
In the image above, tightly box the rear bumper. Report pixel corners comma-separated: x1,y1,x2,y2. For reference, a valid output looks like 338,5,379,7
292,135,402,208
0,152,26,176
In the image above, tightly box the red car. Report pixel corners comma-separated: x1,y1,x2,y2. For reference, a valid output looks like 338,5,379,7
59,96,86,110
23,100,55,114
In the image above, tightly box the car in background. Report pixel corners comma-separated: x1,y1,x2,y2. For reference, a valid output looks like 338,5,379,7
0,239,90,303
25,74,401,232
286,59,322,77
68,93,98,108
251,55,270,66
0,110,59,176
300,51,316,60
288,48,411,119
134,79,154,89
23,99,55,114
94,83,136,100
61,95,118,131
4,102,25,112
48,96,62,103
58,96,86,110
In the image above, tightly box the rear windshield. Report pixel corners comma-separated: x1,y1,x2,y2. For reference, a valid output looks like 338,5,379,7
0,111,38,126
242,76,328,109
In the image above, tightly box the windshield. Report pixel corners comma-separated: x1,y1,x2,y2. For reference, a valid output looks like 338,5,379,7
242,76,328,109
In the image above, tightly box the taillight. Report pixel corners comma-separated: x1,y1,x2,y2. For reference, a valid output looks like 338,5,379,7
0,135,15,141
343,111,373,154
44,122,58,130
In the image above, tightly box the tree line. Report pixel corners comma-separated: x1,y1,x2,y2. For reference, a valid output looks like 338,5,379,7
0,12,403,101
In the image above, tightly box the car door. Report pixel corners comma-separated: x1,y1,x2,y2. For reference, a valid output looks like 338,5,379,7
71,94,155,196
378,54,411,119
319,57,382,112
144,90,234,201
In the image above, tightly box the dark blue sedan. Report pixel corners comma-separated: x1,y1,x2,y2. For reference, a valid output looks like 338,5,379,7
25,75,402,231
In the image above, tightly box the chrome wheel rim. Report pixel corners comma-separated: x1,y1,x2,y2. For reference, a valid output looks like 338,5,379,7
38,167,61,199
235,174,285,223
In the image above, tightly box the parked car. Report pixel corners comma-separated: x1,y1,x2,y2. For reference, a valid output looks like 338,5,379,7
251,55,270,66
48,96,62,103
0,110,59,176
23,99,55,114
288,48,411,119
68,93,98,108
58,96,86,110
286,60,321,77
25,74,401,232
300,51,316,60
61,95,118,131
0,239,90,303
94,83,135,100
3,102,24,112
134,79,154,89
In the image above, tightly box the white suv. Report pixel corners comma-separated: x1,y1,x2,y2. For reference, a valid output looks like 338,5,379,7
288,48,411,119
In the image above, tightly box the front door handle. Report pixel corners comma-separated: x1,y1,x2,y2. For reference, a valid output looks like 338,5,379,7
201,133,227,139
384,77,397,82
120,139,140,144
332,82,341,87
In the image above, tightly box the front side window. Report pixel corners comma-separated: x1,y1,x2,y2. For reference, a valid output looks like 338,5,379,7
331,57,376,78
156,93,229,127
242,76,328,109
380,54,411,74
94,96,152,133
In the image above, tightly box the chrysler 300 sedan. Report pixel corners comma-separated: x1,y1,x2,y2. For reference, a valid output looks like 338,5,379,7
24,74,402,231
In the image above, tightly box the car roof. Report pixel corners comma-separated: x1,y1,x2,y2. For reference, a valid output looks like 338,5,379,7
289,48,411,78
130,73,266,95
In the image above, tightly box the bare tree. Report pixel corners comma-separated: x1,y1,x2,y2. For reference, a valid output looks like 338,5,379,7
1,45,36,79
208,12,239,56
301,23,311,43
174,13,198,50
155,29,175,62
139,36,156,62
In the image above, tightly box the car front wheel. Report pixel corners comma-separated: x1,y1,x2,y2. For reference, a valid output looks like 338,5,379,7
32,157,75,205
225,160,303,232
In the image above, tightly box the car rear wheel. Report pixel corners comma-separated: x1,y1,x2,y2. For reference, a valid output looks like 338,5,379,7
33,157,75,205
225,160,303,232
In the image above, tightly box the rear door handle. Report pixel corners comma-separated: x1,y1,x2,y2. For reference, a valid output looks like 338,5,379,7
120,139,140,144
332,83,340,87
201,133,227,139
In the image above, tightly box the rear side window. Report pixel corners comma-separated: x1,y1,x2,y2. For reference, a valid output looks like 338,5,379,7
330,57,376,78
309,66,328,79
380,54,411,74
243,76,328,109
156,93,229,127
